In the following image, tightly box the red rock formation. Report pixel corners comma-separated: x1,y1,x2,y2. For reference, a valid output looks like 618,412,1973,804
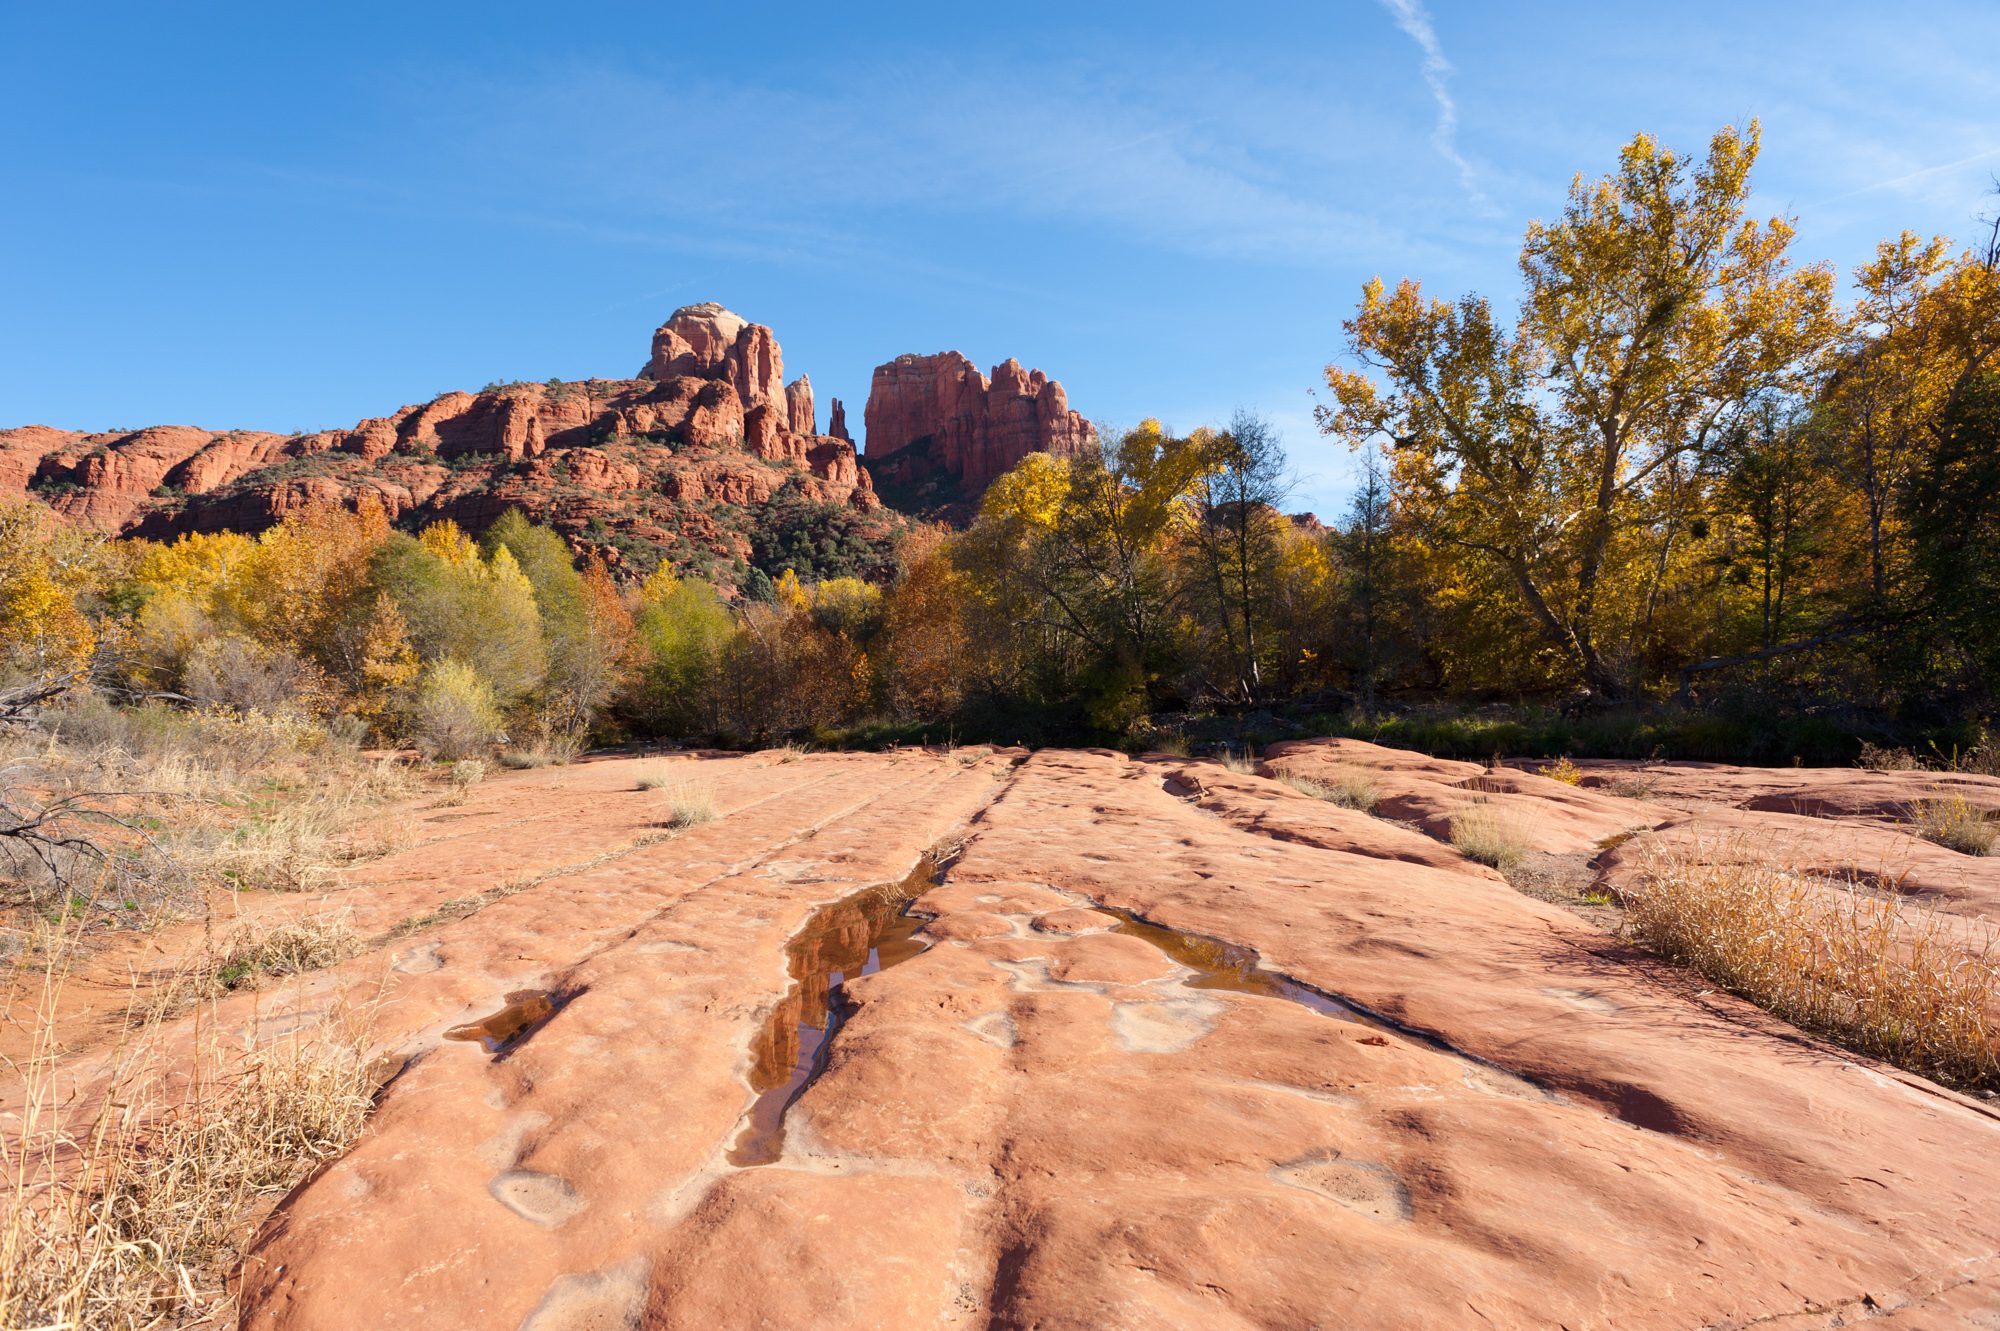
785,375,815,437
863,351,1091,492
2,304,885,572
827,397,851,442
640,302,783,411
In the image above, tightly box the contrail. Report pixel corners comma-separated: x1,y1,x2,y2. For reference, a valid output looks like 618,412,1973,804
1377,0,1492,212
1808,144,2000,208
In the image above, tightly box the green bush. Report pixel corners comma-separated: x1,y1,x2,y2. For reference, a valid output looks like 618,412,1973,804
409,660,503,760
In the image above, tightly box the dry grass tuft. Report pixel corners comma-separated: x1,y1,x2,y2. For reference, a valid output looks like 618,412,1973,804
1907,795,1996,856
1218,748,1259,775
633,760,688,791
1281,770,1380,812
661,780,716,829
153,910,361,1016
1628,839,1998,1089
1,947,378,1327
498,732,582,770
1449,803,1533,871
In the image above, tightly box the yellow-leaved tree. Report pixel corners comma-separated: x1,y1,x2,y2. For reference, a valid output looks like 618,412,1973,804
1320,123,1836,697
0,501,104,700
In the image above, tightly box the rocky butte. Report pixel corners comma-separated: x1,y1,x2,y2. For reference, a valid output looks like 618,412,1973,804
0,304,880,576
862,351,1093,496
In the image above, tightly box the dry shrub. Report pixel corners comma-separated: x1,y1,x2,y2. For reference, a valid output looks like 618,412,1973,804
1858,741,1923,772
1536,757,1583,786
1281,770,1380,812
1450,802,1532,870
1907,795,1996,856
662,780,715,829
0,948,378,1327
1628,839,1998,1089
7,705,418,911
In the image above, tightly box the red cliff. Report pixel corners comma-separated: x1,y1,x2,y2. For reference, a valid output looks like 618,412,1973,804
862,352,1091,493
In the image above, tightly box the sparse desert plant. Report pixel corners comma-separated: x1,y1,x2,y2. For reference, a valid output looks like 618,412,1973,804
0,950,379,1328
217,909,358,986
1281,770,1380,812
1536,756,1584,786
1218,748,1259,775
500,730,584,769
1906,795,1996,856
1607,775,1659,800
437,758,487,805
155,910,361,1013
1858,741,1923,772
1627,840,1998,1089
633,760,680,790
1151,733,1192,759
662,779,715,829
1449,803,1532,871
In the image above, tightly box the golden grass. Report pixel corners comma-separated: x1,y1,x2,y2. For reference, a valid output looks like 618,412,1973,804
632,761,680,791
1218,749,1259,775
1628,839,1999,1090
661,780,716,829
160,769,415,896
498,732,582,769
1280,770,1381,812
1449,802,1533,870
1906,795,1996,856
151,910,362,1018
1,934,378,1327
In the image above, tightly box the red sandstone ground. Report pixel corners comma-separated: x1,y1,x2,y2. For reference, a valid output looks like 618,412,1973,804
7,742,2000,1328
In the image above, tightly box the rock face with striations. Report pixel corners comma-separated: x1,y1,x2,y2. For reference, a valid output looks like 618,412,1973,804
784,375,816,437
1,304,882,575
862,352,1091,494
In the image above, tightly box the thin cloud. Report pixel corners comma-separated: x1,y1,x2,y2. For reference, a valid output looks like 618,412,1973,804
447,63,1450,272
1377,0,1493,214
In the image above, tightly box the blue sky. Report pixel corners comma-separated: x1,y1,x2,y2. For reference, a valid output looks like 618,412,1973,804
4,1,1996,518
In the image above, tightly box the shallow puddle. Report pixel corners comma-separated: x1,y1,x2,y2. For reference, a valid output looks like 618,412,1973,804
728,857,937,1167
446,990,556,1053
1103,905,1552,1096
1099,908,1367,1022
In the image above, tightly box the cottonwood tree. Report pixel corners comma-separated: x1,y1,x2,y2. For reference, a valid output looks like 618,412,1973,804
1320,123,1836,698
1817,231,2000,601
956,422,1212,725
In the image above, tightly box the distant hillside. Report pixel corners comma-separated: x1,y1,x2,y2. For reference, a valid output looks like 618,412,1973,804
0,303,1096,590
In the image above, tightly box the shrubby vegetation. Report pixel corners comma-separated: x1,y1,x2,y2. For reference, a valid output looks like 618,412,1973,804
5,123,1998,799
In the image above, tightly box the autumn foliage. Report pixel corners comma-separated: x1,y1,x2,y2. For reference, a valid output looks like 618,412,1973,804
5,124,1998,755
